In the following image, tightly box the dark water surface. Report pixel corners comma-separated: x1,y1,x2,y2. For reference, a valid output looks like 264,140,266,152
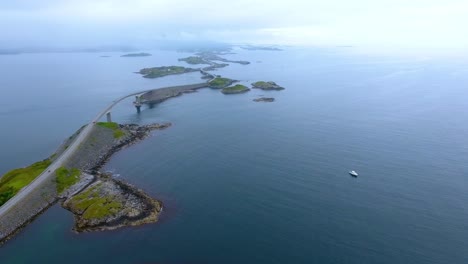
1,48,468,263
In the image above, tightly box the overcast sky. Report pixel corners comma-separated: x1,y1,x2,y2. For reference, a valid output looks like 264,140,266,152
1,0,468,49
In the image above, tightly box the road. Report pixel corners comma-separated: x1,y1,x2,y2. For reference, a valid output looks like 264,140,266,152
0,69,215,217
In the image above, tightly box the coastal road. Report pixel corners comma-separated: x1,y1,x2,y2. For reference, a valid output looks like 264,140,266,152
0,90,155,216
0,70,215,217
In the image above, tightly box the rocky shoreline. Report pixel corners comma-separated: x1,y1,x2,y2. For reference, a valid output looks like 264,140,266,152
62,175,162,232
60,122,170,232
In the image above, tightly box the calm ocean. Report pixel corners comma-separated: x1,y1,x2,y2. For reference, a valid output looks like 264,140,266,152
1,47,468,263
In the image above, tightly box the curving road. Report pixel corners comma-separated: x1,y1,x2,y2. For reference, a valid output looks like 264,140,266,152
0,69,215,217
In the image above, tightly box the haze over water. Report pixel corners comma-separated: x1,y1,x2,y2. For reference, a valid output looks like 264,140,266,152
1,47,468,263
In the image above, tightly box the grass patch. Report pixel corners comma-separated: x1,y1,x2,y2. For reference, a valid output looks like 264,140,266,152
83,198,122,219
97,122,119,130
68,184,122,220
113,130,125,138
97,122,126,139
0,159,51,206
55,167,80,194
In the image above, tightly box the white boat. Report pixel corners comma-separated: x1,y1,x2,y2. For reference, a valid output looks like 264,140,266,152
349,170,358,177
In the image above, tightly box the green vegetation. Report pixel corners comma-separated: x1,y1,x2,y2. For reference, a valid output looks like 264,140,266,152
0,159,51,206
251,81,285,90
113,130,125,138
138,66,198,78
121,52,152,57
221,84,250,94
178,56,210,65
55,167,80,194
68,185,122,220
209,77,235,89
97,122,119,129
97,122,126,139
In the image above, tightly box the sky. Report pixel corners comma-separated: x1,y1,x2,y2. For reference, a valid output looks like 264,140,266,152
1,0,468,50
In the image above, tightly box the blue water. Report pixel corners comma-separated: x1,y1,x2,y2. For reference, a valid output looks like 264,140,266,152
1,48,468,263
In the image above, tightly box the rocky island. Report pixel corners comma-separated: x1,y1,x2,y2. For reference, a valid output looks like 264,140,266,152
121,52,152,57
178,56,210,65
208,77,237,89
253,97,275,102
252,81,285,90
221,84,250,94
138,66,198,78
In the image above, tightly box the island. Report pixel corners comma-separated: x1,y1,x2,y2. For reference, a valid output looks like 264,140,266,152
251,81,285,90
196,51,250,65
253,97,275,102
178,56,210,65
221,84,250,94
138,66,198,78
208,77,237,89
121,52,152,57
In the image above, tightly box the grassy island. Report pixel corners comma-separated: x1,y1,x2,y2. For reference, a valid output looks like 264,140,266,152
0,159,51,206
221,84,250,94
209,77,236,89
138,66,198,78
178,56,210,65
121,52,152,57
251,81,285,90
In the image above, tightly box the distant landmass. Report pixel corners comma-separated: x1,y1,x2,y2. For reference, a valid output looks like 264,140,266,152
121,52,152,57
138,66,198,78
240,45,283,51
178,56,211,65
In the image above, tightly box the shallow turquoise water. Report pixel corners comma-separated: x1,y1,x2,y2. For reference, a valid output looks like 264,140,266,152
1,48,468,263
